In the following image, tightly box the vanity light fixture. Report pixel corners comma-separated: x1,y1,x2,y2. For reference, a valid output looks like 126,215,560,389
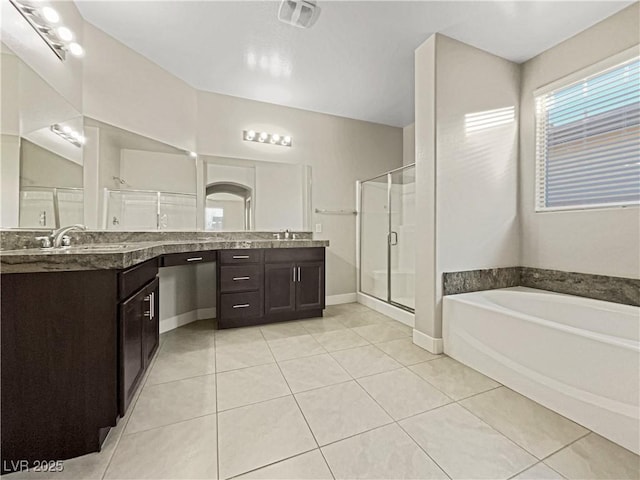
9,0,84,61
243,130,292,147
50,124,85,148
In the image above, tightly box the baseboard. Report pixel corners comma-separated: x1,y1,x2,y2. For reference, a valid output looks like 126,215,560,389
357,292,414,328
413,329,444,354
160,307,217,334
326,293,357,305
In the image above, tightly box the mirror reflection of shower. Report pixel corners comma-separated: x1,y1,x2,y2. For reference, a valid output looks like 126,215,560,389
205,182,253,231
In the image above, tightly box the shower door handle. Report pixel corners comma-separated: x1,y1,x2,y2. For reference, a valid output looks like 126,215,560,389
389,231,398,246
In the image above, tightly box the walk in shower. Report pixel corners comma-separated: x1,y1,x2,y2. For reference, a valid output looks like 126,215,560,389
359,164,415,312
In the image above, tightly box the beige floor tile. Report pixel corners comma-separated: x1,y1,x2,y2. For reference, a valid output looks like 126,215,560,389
236,450,333,480
331,345,401,378
267,334,326,361
375,338,440,366
218,396,316,479
260,321,309,341
215,326,265,345
146,347,215,385
160,331,216,354
512,463,565,479
545,433,640,479
301,318,348,335
295,381,392,445
337,311,391,329
351,323,410,343
279,353,351,393
400,403,536,479
105,415,218,479
322,424,447,480
215,340,274,372
460,387,588,459
312,328,370,352
217,363,290,411
410,356,499,400
358,368,451,420
126,374,216,434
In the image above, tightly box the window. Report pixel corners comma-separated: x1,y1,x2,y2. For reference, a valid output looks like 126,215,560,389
535,55,640,211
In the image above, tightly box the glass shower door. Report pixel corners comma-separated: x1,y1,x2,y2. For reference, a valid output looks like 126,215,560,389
359,164,415,312
360,175,389,302
389,167,416,310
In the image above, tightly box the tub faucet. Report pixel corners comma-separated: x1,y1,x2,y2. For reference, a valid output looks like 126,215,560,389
51,224,87,248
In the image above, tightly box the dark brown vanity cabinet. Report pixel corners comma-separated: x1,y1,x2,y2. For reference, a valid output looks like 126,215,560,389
218,247,325,328
118,259,159,416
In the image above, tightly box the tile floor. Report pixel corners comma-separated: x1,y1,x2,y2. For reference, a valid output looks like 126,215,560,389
5,303,640,480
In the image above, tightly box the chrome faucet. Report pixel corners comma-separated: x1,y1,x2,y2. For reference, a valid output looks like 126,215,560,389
49,224,87,248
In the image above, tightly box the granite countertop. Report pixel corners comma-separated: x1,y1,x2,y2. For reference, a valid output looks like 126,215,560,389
0,236,329,274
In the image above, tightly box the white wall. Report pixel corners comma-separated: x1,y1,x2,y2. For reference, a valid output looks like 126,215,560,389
1,50,20,227
519,4,640,279
414,34,520,345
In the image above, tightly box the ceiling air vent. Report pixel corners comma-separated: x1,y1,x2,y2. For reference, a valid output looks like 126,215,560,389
278,0,321,29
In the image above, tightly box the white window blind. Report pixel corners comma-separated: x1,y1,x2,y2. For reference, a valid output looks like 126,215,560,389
535,57,640,211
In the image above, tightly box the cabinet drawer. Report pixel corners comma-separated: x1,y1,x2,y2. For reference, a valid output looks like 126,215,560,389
119,258,158,301
160,251,217,267
264,248,324,263
220,291,262,320
219,265,263,293
219,249,263,265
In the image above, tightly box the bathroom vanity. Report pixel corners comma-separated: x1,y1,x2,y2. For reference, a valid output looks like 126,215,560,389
0,232,327,473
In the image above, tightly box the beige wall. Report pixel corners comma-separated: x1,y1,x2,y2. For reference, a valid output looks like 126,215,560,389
519,4,640,279
20,139,83,189
414,34,520,346
403,123,415,166
195,91,403,297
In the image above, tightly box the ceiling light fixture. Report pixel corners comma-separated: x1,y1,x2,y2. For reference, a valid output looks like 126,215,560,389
243,130,292,147
9,0,84,61
51,124,85,147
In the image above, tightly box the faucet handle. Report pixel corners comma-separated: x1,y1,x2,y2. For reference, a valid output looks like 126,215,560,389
61,235,71,247
35,236,52,249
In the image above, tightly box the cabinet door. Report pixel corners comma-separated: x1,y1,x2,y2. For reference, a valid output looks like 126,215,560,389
265,263,296,315
296,261,325,311
142,278,159,367
119,288,145,415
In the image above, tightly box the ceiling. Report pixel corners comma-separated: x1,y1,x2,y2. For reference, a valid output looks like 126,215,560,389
75,1,633,127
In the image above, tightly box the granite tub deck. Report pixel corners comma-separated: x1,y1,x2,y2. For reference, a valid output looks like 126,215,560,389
0,231,328,273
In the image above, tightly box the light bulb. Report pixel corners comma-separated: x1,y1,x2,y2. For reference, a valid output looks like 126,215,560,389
62,125,72,133
41,6,59,23
68,42,84,57
271,134,280,144
77,136,86,145
282,136,291,145
71,131,80,139
259,132,268,142
188,151,197,158
57,26,73,41
246,130,256,140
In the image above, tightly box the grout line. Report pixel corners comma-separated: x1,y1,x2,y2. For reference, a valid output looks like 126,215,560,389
214,328,220,480
225,447,320,480
258,329,337,480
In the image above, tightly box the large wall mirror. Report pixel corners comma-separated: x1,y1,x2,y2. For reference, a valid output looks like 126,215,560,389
1,45,83,229
1,45,313,232
84,118,197,231
203,156,312,232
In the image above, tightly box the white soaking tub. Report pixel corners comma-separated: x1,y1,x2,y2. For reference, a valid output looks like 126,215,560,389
443,287,640,454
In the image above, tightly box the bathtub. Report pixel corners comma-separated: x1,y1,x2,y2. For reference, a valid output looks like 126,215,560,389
443,287,640,454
